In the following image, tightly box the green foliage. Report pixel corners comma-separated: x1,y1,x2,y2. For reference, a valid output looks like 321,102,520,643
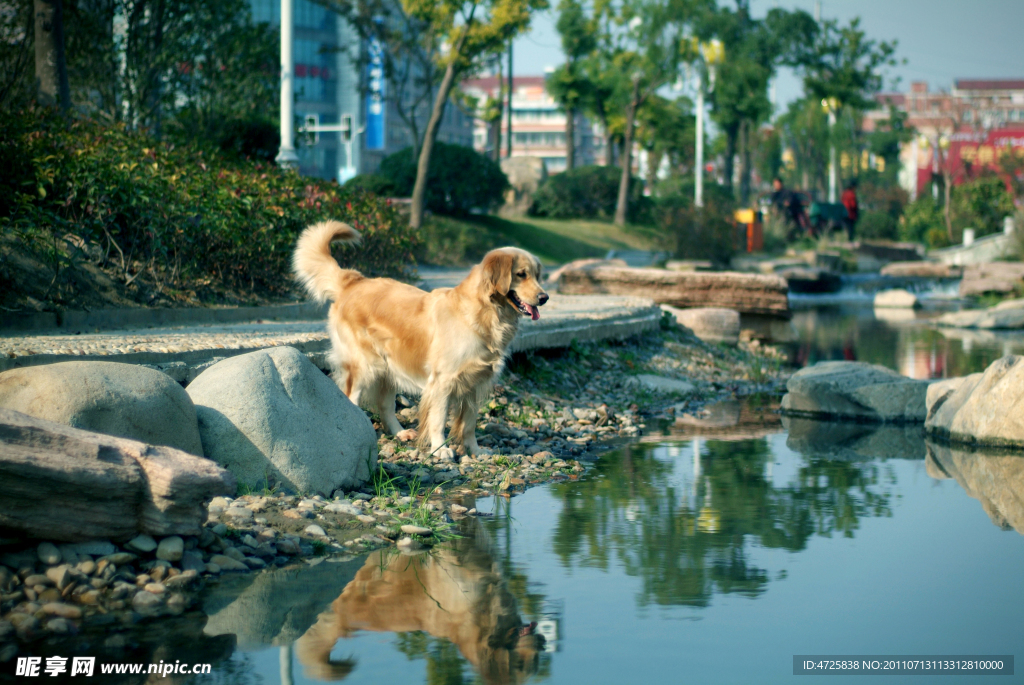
899,197,946,247
344,173,398,197
660,193,737,266
0,108,417,307
801,17,899,112
532,165,647,220
855,180,908,240
898,176,1014,248
952,174,1015,238
379,142,508,216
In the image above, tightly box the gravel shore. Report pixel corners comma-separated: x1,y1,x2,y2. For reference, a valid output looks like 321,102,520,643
0,321,788,653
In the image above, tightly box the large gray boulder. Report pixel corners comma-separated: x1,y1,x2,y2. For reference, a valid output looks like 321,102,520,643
0,361,203,455
924,355,1024,448
781,361,929,423
0,409,233,542
186,346,377,496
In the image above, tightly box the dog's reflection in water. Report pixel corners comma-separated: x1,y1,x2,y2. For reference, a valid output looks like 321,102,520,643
295,534,545,684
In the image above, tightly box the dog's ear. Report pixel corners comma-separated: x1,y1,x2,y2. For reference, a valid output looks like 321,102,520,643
482,251,514,296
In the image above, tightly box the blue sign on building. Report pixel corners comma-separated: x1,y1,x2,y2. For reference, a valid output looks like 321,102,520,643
366,35,386,151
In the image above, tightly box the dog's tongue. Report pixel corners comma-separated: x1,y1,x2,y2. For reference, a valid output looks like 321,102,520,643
526,303,540,321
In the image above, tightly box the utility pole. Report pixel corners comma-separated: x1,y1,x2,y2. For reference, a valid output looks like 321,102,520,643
275,0,299,169
506,39,513,159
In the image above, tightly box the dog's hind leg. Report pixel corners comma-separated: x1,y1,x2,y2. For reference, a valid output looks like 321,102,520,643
376,383,406,436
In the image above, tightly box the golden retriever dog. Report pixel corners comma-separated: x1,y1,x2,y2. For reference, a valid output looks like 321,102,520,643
293,221,548,458
295,541,545,684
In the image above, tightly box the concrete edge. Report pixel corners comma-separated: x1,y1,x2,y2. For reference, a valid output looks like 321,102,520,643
0,302,330,334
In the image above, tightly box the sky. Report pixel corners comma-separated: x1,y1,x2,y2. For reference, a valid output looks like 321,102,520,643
511,0,1024,111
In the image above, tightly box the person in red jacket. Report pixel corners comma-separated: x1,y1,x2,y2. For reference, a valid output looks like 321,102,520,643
841,179,859,242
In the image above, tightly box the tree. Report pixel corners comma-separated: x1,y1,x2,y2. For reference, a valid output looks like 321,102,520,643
393,0,547,229
547,0,596,170
635,93,694,190
600,0,706,226
580,53,620,166
702,1,817,203
33,0,70,109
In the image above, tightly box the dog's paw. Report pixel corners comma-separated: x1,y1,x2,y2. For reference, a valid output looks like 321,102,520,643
433,447,456,463
395,429,419,442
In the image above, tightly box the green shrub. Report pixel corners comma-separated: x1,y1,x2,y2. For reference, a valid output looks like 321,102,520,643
899,197,944,246
344,173,397,196
378,142,508,216
658,194,737,266
531,164,649,221
0,107,417,308
952,174,1015,238
857,210,898,240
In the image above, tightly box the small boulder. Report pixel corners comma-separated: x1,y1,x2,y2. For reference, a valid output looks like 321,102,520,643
186,347,377,497
155,536,184,562
37,542,61,565
781,361,928,423
400,524,431,536
627,375,696,395
125,535,158,554
662,306,740,345
0,361,203,455
874,289,919,309
209,555,249,572
304,524,327,538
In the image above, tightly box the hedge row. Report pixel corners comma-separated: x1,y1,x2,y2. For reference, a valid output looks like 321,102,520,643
0,108,417,306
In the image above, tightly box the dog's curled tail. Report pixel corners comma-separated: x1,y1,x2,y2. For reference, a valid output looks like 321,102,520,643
293,221,363,303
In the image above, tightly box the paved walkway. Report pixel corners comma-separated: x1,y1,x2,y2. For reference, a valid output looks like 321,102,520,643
0,295,662,380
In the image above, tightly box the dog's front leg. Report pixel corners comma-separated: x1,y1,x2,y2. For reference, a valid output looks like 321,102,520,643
454,396,491,456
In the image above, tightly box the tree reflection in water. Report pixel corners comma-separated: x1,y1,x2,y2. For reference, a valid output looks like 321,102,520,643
550,439,894,609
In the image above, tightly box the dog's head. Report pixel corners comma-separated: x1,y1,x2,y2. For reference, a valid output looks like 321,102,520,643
481,248,548,320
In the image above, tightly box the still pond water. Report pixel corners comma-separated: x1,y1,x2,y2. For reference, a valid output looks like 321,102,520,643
15,305,1024,684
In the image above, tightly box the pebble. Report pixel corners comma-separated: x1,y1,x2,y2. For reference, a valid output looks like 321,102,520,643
45,618,74,634
42,602,82,619
131,591,163,609
155,536,184,562
23,574,50,587
45,565,73,591
304,524,328,538
126,534,158,553
324,503,361,516
208,555,249,572
283,509,312,520
143,582,166,594
449,504,468,515
226,507,254,521
223,547,246,563
37,542,61,565
396,537,423,550
400,525,432,536
164,570,198,588
356,515,376,524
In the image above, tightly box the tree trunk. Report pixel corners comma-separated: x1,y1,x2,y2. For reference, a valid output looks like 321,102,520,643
601,114,613,166
410,60,459,230
565,107,575,170
739,119,752,206
943,170,953,242
34,0,70,109
614,77,640,227
646,148,661,191
722,122,738,195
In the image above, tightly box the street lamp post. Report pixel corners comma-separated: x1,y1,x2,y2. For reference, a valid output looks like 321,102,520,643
822,97,839,203
275,0,299,169
694,39,723,209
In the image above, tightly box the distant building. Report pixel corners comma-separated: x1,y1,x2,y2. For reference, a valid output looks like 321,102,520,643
462,75,604,173
250,0,473,181
865,80,1024,200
